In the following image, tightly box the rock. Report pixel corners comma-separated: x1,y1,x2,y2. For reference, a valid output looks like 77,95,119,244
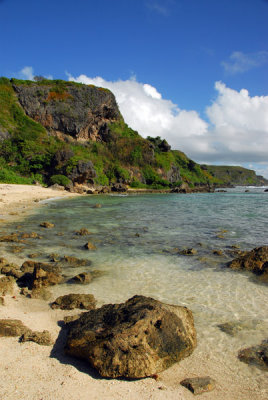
49,253,61,262
238,340,268,371
180,376,216,395
179,248,197,256
75,228,91,236
51,293,96,310
0,296,5,305
69,272,92,284
32,263,63,288
227,246,268,282
65,295,196,378
61,256,91,267
264,189,268,192
213,250,223,256
0,319,30,337
217,319,262,336
84,241,97,250
21,232,41,239
28,253,40,259
20,330,53,346
111,183,127,192
0,276,15,295
0,233,20,243
40,221,55,228
1,266,23,279
64,314,82,324
69,161,97,184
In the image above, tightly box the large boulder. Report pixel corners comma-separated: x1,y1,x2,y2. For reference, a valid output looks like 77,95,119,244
65,295,196,378
227,246,268,282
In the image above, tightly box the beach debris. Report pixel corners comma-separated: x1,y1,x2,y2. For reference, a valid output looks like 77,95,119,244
0,319,30,337
227,246,268,283
75,228,92,236
0,276,15,296
65,295,196,378
20,330,53,346
179,248,197,256
180,376,216,395
51,293,96,310
84,241,97,250
238,340,268,371
40,221,55,228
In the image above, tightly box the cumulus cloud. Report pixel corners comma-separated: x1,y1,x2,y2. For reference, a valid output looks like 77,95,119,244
145,0,172,16
19,66,34,80
221,51,268,74
68,73,268,177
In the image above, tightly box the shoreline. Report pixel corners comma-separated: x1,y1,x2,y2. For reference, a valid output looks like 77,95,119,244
0,184,267,400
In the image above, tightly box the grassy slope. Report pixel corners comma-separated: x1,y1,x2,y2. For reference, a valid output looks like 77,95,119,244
0,77,262,188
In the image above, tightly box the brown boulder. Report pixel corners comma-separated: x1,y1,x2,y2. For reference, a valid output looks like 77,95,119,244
32,263,63,288
227,246,268,282
51,293,96,310
180,376,216,395
84,242,97,250
69,272,92,284
40,221,55,228
65,295,196,378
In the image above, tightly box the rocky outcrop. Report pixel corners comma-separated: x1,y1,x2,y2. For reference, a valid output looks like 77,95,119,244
12,81,121,142
68,160,96,184
65,295,196,378
227,246,268,282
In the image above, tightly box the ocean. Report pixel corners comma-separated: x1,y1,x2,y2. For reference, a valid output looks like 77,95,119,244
2,187,268,387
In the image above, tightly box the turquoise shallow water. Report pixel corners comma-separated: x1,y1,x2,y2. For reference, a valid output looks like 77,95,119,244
1,189,268,384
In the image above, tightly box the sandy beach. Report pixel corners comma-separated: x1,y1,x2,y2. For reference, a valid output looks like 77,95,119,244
0,184,267,400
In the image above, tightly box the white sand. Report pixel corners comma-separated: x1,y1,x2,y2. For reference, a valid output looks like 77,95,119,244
0,184,267,400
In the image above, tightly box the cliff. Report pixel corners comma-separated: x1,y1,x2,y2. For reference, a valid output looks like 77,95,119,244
203,165,268,186
0,77,266,190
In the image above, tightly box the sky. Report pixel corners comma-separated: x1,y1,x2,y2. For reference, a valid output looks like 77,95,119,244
0,0,268,177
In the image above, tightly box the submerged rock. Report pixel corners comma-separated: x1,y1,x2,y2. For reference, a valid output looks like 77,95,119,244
65,295,196,378
61,256,90,267
238,340,268,371
69,272,92,284
180,376,216,395
51,293,96,310
75,228,91,236
227,246,268,282
179,248,197,256
40,221,55,228
84,241,97,250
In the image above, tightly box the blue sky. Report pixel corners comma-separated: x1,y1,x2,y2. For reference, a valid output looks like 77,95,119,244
1,0,268,177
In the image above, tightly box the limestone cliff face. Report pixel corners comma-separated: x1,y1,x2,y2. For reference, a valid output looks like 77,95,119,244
12,81,121,141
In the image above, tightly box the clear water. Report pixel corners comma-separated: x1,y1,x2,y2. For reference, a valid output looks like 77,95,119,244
1,189,268,385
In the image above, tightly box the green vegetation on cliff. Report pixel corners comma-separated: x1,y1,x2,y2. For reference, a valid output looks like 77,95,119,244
0,77,266,189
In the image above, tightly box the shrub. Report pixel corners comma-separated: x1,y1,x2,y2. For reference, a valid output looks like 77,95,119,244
50,174,71,186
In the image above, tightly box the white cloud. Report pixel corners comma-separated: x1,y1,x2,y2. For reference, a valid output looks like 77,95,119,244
146,1,171,16
19,66,34,80
221,51,268,74
68,73,268,177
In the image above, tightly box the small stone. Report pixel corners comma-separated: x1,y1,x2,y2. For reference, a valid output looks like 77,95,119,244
75,228,91,236
179,248,197,255
84,241,97,250
40,221,55,228
0,319,30,337
93,203,102,208
213,250,223,256
180,376,216,395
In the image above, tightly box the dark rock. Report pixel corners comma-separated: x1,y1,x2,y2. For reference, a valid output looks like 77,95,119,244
213,250,223,256
64,314,82,324
51,293,96,310
264,189,268,192
0,319,30,337
40,221,55,228
69,160,97,184
1,266,23,279
227,246,268,282
84,242,97,250
166,165,181,184
49,253,61,262
180,376,216,395
65,295,196,378
111,183,127,192
238,340,268,371
20,330,53,346
179,248,197,256
0,276,15,295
